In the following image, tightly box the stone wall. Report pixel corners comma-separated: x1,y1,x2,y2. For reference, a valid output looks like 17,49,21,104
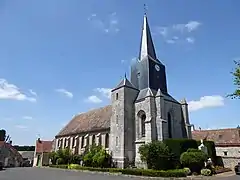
55,130,110,155
215,146,240,169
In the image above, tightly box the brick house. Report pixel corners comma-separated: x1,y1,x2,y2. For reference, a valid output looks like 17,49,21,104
192,128,240,169
33,138,53,167
0,141,23,167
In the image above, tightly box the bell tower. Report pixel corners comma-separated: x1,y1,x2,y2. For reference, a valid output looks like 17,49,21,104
130,13,168,93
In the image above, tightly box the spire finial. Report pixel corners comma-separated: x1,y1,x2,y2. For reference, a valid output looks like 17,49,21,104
144,4,147,15
124,72,127,78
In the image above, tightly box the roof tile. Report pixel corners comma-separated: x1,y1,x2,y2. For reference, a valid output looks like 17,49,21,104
192,128,240,146
56,105,111,137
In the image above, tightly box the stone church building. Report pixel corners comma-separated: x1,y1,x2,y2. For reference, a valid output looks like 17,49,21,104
54,14,192,168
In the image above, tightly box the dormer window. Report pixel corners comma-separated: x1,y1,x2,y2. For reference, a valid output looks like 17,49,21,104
116,93,118,100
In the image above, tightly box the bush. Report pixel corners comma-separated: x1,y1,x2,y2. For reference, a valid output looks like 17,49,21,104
201,169,212,176
163,139,198,159
49,165,187,177
180,149,207,174
71,154,82,164
49,151,58,165
83,145,111,168
139,141,174,170
68,164,80,169
183,167,191,176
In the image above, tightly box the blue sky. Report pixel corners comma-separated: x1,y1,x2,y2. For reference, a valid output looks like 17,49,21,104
0,0,239,145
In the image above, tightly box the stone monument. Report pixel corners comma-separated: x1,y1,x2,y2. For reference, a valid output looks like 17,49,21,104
198,139,208,155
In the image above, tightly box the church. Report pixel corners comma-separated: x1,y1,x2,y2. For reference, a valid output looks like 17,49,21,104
54,13,192,168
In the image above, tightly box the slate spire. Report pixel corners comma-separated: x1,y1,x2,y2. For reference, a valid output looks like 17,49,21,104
139,12,157,61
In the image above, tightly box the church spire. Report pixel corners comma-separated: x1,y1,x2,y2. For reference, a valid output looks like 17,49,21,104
139,8,157,61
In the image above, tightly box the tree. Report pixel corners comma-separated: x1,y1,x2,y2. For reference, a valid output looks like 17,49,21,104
0,129,6,141
228,60,240,99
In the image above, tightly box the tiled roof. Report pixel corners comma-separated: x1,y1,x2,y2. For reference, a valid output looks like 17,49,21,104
0,141,23,159
192,128,240,146
56,105,112,137
36,140,53,153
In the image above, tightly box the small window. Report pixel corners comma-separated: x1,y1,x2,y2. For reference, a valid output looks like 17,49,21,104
224,151,228,156
137,72,140,77
116,115,119,125
116,93,118,100
218,135,222,139
116,137,119,146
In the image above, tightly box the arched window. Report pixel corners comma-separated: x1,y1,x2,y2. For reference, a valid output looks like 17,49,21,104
81,137,84,148
105,133,109,148
137,110,146,138
168,112,172,138
141,114,146,137
92,135,96,145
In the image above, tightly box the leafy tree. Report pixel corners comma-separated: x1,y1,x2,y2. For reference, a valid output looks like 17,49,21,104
228,60,240,99
139,141,174,170
0,129,6,141
83,145,111,168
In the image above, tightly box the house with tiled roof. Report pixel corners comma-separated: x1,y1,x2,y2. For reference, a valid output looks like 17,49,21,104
0,141,23,167
33,138,53,167
53,13,192,169
192,127,240,169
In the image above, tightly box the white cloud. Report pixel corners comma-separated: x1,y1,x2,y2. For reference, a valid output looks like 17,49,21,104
85,95,102,104
95,88,112,99
22,116,33,120
188,95,224,112
55,88,73,98
15,125,28,129
154,21,201,44
186,37,195,44
0,79,36,102
29,89,37,96
185,21,202,32
88,12,119,33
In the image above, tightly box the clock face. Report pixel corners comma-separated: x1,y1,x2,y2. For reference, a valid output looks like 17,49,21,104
155,64,160,71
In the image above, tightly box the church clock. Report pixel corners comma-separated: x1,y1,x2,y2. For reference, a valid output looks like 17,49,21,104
155,64,160,71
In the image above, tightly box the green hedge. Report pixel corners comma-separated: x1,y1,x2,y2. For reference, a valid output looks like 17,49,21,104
163,139,216,161
49,165,187,177
163,139,198,158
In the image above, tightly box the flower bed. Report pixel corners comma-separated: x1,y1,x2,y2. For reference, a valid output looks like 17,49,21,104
49,164,187,178
214,166,232,174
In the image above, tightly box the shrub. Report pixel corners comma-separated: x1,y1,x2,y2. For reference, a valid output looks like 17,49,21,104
49,151,58,165
201,169,212,176
183,167,191,176
71,154,82,164
68,164,80,169
180,149,207,174
163,139,198,159
92,149,111,168
139,141,174,170
56,158,64,165
49,165,187,177
83,145,111,168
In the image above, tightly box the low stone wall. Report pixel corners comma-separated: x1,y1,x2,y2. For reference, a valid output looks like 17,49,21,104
222,157,240,170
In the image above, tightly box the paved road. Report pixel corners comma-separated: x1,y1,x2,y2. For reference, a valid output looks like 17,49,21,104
0,167,239,180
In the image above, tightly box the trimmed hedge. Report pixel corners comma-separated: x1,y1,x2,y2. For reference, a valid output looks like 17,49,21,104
49,165,187,177
163,139,217,161
163,139,198,158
